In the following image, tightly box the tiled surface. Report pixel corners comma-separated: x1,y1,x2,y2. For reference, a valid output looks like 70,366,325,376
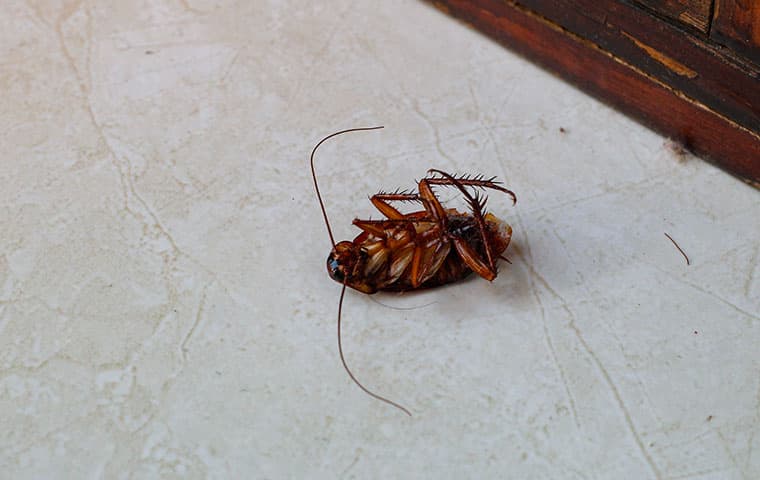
2,0,758,478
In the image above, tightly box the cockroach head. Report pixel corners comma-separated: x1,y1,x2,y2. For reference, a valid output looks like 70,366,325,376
326,241,357,283
326,241,376,294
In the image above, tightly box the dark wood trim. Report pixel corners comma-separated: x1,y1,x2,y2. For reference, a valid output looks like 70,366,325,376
712,0,760,66
512,0,759,135
633,0,713,34
427,0,760,186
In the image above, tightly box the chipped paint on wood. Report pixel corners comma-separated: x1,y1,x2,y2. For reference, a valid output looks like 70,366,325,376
623,31,699,78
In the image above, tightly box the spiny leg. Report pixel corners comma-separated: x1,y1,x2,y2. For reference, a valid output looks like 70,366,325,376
337,280,412,416
371,181,452,228
353,217,433,238
453,237,497,281
425,170,517,205
371,187,452,288
370,192,424,220
417,178,449,228
424,169,499,280
412,176,465,287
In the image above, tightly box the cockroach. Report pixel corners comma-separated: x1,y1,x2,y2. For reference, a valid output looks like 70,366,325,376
311,126,516,416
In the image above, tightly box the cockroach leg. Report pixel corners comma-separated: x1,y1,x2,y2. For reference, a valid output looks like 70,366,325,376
370,193,423,220
453,236,497,281
425,171,517,206
417,179,449,228
353,218,433,238
425,169,499,277
337,280,412,416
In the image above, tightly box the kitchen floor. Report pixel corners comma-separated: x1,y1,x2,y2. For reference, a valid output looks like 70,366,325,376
2,1,758,478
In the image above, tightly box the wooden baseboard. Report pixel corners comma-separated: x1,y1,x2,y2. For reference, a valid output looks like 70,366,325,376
427,0,760,187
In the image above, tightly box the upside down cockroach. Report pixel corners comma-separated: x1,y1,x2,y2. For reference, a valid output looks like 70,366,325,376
311,126,516,416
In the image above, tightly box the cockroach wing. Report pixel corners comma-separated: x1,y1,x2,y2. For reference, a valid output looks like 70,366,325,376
364,243,390,277
416,239,452,286
387,244,415,285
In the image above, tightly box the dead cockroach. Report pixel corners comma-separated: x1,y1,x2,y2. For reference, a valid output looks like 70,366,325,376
311,126,516,416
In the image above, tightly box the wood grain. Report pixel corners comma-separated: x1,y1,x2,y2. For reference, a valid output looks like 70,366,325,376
712,0,760,65
512,0,759,135
634,0,714,33
427,0,760,185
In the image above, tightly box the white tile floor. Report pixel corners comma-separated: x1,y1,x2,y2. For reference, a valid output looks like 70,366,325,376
2,0,758,478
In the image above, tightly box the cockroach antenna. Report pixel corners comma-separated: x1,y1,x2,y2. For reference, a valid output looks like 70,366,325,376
337,280,412,416
310,126,385,248
311,126,412,416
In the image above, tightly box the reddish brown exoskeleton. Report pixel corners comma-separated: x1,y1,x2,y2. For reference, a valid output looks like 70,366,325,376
311,126,516,416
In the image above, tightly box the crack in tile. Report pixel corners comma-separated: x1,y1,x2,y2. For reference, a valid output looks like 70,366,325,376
663,467,734,480
281,1,353,118
746,380,760,475
410,99,456,170
177,0,208,15
181,283,210,360
219,47,243,85
642,260,759,324
744,243,759,299
716,428,750,480
511,224,581,431
515,220,662,478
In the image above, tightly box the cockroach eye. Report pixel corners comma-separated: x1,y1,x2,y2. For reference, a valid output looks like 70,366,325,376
327,255,344,282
